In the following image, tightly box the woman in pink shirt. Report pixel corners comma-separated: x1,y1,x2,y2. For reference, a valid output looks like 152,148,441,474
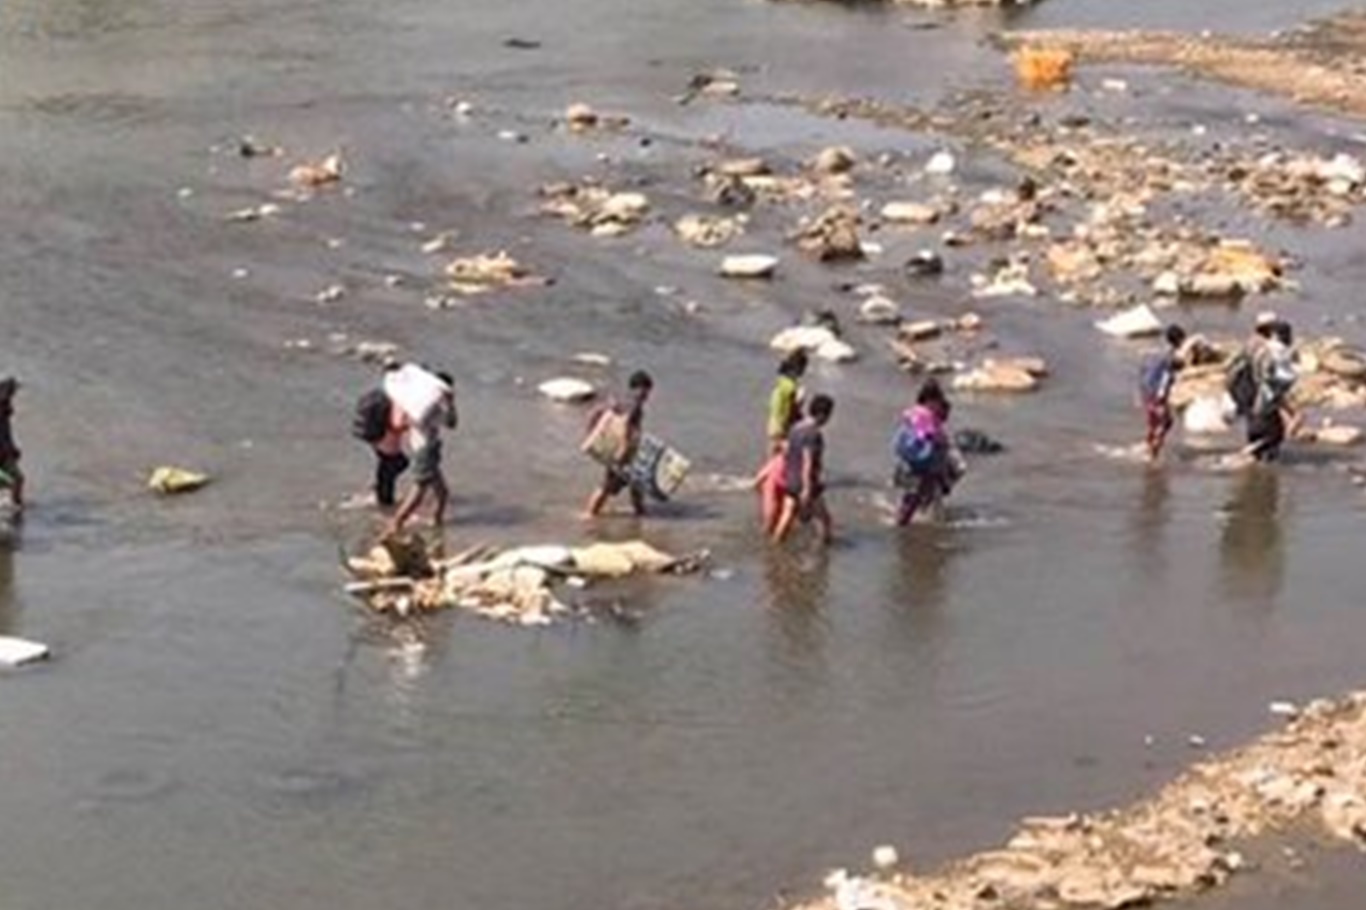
894,379,955,526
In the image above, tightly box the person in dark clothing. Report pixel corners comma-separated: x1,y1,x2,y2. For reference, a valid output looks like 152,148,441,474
583,370,654,519
1246,318,1297,463
371,363,409,509
0,378,22,512
772,393,834,545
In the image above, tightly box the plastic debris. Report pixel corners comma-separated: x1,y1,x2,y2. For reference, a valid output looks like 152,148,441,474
538,378,598,403
0,636,49,668
344,536,707,625
720,254,780,279
147,467,211,495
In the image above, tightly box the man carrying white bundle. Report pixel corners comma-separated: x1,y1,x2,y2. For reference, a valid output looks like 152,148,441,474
384,364,458,535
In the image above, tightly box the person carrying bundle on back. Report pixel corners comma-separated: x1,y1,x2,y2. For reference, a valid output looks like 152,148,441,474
582,370,654,519
352,363,409,510
1227,313,1297,463
892,379,960,526
382,364,458,535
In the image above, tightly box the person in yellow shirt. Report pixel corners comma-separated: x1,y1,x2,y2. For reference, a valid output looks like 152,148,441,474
756,350,808,533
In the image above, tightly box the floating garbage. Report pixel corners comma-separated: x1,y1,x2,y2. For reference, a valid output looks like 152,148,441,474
0,636,49,668
1096,304,1164,339
770,326,858,364
444,251,546,296
147,467,211,495
1013,46,1075,90
287,152,344,190
344,536,708,625
720,254,780,279
675,213,744,248
538,377,598,403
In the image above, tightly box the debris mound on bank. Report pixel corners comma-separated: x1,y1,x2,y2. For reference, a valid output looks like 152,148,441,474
343,536,708,626
792,692,1366,910
1003,13,1366,119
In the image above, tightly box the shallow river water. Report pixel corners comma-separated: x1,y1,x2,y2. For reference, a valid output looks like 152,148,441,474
1,1,1365,908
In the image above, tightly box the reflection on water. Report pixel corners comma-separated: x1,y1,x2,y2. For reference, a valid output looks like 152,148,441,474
760,545,831,687
1130,469,1172,581
1218,469,1284,615
0,525,17,635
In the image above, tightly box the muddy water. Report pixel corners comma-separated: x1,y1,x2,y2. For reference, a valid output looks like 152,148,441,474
1,1,1366,908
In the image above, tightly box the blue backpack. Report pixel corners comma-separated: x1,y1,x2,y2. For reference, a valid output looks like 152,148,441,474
893,421,936,473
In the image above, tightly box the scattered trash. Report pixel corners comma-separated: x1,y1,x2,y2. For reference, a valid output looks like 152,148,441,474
953,358,1044,393
0,636,49,668
225,202,282,223
1183,395,1234,435
538,378,598,403
572,353,614,368
1096,304,1164,339
871,846,899,871
771,325,858,363
540,183,651,236
345,536,707,625
880,201,942,225
1013,46,1075,90
720,254,780,279
315,284,346,304
1309,422,1363,446
925,150,957,176
420,231,459,254
858,295,901,325
904,250,945,278
675,213,744,248
148,466,211,495
564,102,630,132
287,152,344,190
791,205,864,262
444,251,546,296
810,145,857,176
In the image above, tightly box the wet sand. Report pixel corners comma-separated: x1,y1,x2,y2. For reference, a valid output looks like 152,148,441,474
2,1,1366,909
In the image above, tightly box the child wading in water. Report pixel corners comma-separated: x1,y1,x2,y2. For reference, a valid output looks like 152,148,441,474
772,393,834,546
755,350,808,534
1138,324,1187,462
0,378,24,513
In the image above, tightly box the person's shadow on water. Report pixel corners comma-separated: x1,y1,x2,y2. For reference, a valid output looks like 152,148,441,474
0,524,18,637
1217,468,1284,617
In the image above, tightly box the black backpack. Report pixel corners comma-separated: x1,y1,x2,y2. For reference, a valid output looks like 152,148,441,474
352,388,391,443
1225,351,1257,418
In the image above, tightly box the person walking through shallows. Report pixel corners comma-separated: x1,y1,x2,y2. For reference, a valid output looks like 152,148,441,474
1227,313,1297,463
386,368,458,535
352,363,410,510
772,393,834,546
755,350,808,534
0,378,25,513
583,370,654,519
892,379,961,526
1247,319,1299,462
1137,324,1187,462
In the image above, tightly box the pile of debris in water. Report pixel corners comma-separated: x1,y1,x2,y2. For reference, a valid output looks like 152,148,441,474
343,535,708,626
795,691,1366,910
